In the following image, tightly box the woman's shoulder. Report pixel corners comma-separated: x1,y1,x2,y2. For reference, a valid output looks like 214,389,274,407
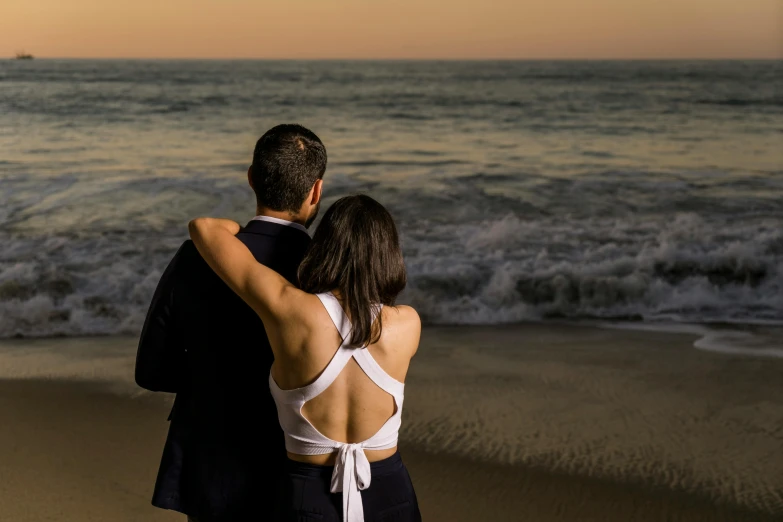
378,304,421,357
275,289,331,332
384,304,420,327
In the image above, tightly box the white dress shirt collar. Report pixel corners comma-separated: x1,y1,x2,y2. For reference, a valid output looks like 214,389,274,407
251,215,309,234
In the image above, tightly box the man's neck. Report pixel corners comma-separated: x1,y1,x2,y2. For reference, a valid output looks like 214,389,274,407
255,207,307,227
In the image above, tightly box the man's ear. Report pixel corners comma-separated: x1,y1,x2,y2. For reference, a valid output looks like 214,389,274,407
311,179,323,205
247,166,254,190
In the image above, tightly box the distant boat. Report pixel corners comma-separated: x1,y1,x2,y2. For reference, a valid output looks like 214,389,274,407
15,51,34,60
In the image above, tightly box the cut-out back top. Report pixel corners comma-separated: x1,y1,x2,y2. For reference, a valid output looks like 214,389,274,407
269,292,405,522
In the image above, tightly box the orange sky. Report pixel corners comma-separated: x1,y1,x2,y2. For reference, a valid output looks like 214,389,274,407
2,0,781,59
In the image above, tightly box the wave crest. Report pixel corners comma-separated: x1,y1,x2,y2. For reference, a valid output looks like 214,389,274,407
404,213,783,325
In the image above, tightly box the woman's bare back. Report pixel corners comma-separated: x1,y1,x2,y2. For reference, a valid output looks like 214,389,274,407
268,292,420,465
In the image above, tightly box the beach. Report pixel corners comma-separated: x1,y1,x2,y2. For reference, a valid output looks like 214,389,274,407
1,324,780,521
2,48,782,522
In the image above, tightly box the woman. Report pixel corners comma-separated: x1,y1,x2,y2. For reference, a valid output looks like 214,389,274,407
188,194,422,522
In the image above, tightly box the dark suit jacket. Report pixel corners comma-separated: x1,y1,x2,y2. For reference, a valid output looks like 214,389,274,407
135,219,310,521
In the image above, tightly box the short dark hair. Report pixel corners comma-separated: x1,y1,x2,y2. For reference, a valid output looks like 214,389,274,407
298,195,407,347
250,124,327,213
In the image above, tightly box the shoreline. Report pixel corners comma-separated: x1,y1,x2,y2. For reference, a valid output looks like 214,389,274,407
2,317,781,357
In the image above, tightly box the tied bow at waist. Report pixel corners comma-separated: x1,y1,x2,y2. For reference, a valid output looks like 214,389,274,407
330,443,372,522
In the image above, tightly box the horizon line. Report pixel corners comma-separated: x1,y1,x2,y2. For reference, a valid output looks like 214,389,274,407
6,56,782,61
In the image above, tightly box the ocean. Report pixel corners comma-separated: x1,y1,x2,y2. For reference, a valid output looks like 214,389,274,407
1,60,782,340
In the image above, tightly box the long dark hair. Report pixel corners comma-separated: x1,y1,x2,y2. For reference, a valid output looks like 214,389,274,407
298,195,407,347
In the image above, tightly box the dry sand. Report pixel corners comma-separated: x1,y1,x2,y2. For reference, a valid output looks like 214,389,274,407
0,324,781,521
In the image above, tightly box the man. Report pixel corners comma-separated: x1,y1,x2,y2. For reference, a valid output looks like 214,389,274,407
135,124,327,521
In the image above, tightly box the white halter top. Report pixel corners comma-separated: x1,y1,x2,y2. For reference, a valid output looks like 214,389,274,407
269,292,405,522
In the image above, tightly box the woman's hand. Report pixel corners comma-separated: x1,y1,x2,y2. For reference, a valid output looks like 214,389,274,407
188,217,241,239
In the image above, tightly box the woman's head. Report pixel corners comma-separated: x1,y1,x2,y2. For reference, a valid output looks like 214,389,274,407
298,195,406,347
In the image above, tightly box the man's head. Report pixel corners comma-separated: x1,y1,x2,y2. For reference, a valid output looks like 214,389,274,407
248,124,327,228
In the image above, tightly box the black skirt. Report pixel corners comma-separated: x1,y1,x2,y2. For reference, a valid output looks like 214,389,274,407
277,451,422,522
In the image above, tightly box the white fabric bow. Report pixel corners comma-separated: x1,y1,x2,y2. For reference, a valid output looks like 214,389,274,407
330,443,372,522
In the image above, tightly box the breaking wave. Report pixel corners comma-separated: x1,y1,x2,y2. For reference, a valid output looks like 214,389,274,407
1,212,781,339
403,213,783,326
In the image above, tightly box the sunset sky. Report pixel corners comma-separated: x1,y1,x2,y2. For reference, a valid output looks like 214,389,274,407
2,0,781,59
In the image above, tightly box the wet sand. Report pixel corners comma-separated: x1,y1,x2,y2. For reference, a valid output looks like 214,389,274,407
0,324,781,521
